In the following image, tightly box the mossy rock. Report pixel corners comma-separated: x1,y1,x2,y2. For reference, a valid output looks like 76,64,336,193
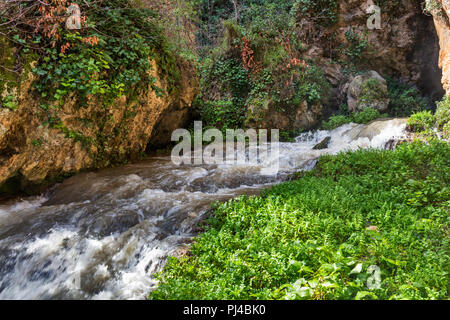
347,71,390,113
0,36,19,97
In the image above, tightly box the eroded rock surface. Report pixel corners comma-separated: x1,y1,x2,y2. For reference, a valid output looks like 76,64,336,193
0,40,198,193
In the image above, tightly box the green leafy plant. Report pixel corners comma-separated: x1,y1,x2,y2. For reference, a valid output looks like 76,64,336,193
386,78,429,117
322,108,385,130
1,93,18,110
352,108,384,124
358,78,387,107
31,2,175,108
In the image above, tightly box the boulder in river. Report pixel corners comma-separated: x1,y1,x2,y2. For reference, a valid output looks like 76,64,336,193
313,137,331,150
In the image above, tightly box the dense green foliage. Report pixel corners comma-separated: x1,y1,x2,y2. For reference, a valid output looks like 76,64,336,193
436,95,450,130
322,108,386,130
150,141,449,300
322,77,430,131
386,78,430,117
405,95,450,139
191,0,336,130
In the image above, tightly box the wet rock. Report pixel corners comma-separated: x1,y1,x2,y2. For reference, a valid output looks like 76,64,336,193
347,71,390,113
312,137,332,150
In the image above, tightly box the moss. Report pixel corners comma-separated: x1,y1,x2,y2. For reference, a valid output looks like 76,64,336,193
0,37,19,109
435,95,450,129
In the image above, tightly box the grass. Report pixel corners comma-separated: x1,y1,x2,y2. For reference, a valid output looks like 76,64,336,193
322,108,387,130
150,140,449,300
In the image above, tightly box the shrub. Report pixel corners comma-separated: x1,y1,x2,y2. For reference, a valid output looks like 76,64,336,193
2,0,177,108
352,108,383,124
322,108,384,130
292,0,340,27
322,115,351,130
386,78,429,117
407,111,435,132
358,78,387,108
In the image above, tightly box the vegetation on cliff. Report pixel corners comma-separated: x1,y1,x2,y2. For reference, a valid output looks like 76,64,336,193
150,140,449,300
1,0,178,104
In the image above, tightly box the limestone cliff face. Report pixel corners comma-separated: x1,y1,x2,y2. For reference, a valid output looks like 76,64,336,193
0,42,198,194
428,0,450,95
248,0,444,131
304,0,444,104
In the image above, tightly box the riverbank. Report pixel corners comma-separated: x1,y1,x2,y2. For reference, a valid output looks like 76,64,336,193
150,140,449,300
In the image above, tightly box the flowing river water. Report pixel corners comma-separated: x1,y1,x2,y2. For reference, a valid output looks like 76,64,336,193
0,119,407,299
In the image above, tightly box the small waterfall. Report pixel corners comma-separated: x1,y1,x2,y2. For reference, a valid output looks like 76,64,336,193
0,118,407,299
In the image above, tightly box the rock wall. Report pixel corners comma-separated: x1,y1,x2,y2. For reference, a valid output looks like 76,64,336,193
0,40,198,194
247,0,445,130
305,0,444,104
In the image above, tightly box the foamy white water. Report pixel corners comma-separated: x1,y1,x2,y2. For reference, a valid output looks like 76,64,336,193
0,119,407,299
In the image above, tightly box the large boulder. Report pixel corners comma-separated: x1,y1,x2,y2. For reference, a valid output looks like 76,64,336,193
347,71,390,113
